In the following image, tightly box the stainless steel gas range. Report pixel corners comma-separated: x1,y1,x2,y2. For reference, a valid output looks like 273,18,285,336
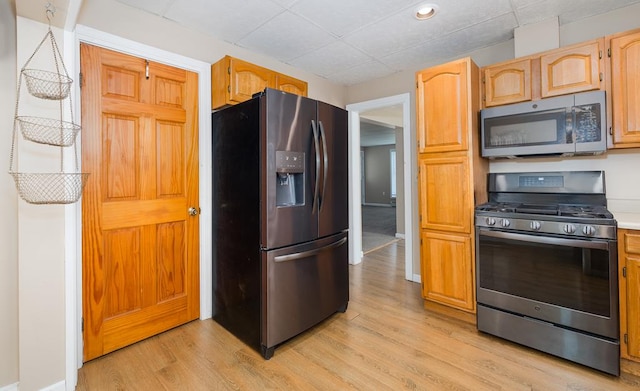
475,171,619,376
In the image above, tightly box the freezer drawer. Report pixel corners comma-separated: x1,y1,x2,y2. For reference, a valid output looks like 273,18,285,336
261,231,349,358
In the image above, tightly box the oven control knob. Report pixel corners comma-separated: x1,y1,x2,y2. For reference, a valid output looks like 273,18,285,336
485,217,496,226
501,219,510,228
530,221,541,230
563,224,576,234
583,225,596,236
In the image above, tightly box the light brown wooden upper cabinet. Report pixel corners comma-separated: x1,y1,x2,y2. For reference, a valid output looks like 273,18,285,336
608,28,640,148
540,39,603,98
274,73,308,97
483,58,532,107
416,58,470,153
211,55,308,109
481,39,604,107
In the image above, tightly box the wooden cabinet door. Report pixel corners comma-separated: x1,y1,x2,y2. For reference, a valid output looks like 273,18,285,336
610,29,640,146
228,57,274,104
619,229,640,362
420,230,474,312
540,40,602,98
483,58,532,107
416,58,470,153
275,73,308,97
418,155,471,234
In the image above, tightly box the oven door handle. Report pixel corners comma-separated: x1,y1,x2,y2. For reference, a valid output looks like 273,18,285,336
479,229,610,250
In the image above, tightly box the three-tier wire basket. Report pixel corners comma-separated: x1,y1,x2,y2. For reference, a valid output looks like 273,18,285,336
9,15,88,204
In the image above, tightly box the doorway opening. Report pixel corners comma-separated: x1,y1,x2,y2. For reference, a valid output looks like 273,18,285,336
346,93,416,282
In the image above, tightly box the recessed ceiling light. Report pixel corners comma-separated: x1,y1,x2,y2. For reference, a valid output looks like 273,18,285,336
415,4,438,20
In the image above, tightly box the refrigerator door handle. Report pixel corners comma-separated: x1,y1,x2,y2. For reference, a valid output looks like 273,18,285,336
318,120,328,212
311,119,321,213
273,236,347,263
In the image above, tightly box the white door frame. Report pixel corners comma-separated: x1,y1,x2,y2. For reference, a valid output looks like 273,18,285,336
346,94,416,282
64,25,212,390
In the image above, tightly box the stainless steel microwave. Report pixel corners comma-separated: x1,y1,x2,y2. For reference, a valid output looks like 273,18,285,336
480,90,606,159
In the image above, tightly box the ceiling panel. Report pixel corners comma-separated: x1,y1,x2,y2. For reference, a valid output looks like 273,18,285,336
17,0,640,86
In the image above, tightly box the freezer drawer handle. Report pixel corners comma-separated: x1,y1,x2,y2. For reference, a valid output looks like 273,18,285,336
273,237,347,263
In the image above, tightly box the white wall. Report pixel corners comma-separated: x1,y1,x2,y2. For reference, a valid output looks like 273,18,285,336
76,0,347,107
15,16,68,391
345,3,640,274
0,0,19,389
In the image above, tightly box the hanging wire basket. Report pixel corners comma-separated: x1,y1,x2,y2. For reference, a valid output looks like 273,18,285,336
22,68,72,100
16,116,81,147
9,172,89,205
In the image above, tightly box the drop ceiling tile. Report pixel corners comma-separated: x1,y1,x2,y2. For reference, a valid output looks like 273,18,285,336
163,0,286,43
237,10,336,62
380,12,518,72
288,41,373,77
289,0,418,37
343,0,513,58
515,0,640,26
326,60,394,86
116,0,175,15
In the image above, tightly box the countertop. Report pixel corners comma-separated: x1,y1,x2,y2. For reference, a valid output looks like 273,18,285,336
609,199,640,230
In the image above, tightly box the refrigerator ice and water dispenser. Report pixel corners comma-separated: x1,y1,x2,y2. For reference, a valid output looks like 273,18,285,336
275,151,304,207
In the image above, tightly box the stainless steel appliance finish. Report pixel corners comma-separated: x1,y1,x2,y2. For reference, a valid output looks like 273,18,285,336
212,88,349,359
475,171,619,375
481,90,606,158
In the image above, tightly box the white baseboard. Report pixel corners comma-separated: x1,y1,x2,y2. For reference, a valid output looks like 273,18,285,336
0,382,18,391
395,233,405,239
412,273,421,283
39,380,65,391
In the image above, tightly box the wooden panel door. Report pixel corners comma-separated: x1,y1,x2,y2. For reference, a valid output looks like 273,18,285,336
420,230,474,312
540,40,602,98
610,29,640,146
81,44,200,361
483,58,532,107
416,58,470,153
418,154,471,234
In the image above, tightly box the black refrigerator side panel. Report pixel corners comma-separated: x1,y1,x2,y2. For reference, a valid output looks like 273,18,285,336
263,89,319,249
212,99,262,351
317,102,349,237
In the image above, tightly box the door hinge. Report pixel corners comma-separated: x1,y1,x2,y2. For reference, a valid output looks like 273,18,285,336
623,266,627,278
624,333,628,344
81,317,84,332
609,126,613,136
599,50,603,59
145,60,150,80
599,72,603,82
608,47,611,57
79,72,83,88
227,66,231,75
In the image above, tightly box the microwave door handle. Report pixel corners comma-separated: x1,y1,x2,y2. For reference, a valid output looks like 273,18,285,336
567,107,574,144
479,229,609,251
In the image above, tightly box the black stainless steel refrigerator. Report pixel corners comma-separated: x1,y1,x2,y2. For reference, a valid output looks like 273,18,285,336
211,88,349,359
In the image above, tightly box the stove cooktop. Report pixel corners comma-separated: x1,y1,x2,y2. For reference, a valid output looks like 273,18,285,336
475,202,614,220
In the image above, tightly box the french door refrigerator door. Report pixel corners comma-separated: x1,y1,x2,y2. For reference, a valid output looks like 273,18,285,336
261,231,349,359
263,89,319,249
317,101,349,237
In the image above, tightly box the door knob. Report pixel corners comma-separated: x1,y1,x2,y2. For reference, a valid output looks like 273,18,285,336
188,207,199,216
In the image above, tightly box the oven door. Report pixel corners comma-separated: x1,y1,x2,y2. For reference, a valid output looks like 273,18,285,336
476,228,618,339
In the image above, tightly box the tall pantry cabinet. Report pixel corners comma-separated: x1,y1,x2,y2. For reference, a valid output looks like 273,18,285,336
416,57,488,313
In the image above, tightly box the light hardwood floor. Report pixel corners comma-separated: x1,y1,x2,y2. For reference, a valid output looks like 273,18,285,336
77,241,640,390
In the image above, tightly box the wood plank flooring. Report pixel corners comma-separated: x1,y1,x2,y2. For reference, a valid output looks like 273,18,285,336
77,241,640,390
